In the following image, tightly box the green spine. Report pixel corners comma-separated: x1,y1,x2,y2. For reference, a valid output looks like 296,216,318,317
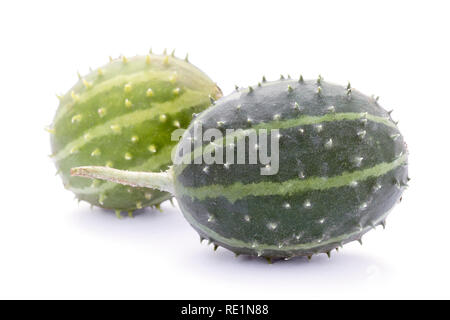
49,52,221,214
173,77,408,259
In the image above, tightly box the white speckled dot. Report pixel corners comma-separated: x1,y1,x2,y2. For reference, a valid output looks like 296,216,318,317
124,152,132,160
324,138,333,149
91,148,101,157
358,130,367,139
283,203,291,209
71,114,82,123
148,145,157,153
125,99,133,108
146,88,154,97
110,124,121,133
97,108,107,117
303,200,312,208
124,83,132,93
267,222,278,230
354,156,364,167
373,183,382,191
244,215,250,222
159,114,167,122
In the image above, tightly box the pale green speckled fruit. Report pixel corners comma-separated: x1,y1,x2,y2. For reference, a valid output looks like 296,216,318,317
49,51,221,217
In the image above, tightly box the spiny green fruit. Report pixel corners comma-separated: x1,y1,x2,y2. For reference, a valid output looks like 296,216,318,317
49,51,222,217
71,76,408,261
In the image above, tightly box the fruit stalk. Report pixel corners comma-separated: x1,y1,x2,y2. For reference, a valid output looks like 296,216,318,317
71,166,174,193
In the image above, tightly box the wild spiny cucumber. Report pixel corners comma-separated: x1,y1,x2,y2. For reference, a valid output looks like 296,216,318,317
48,51,222,217
71,76,408,261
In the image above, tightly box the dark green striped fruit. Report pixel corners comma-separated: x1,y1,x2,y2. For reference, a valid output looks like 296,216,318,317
49,51,222,216
72,76,408,261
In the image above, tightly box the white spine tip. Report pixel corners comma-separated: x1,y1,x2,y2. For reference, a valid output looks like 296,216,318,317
125,99,133,108
124,152,133,160
146,88,154,97
159,114,167,122
148,144,157,153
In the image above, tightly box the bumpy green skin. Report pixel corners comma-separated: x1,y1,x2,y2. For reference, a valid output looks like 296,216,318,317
50,53,221,213
173,78,408,259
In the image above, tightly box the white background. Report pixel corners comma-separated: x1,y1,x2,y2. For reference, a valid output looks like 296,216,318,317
0,0,449,299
